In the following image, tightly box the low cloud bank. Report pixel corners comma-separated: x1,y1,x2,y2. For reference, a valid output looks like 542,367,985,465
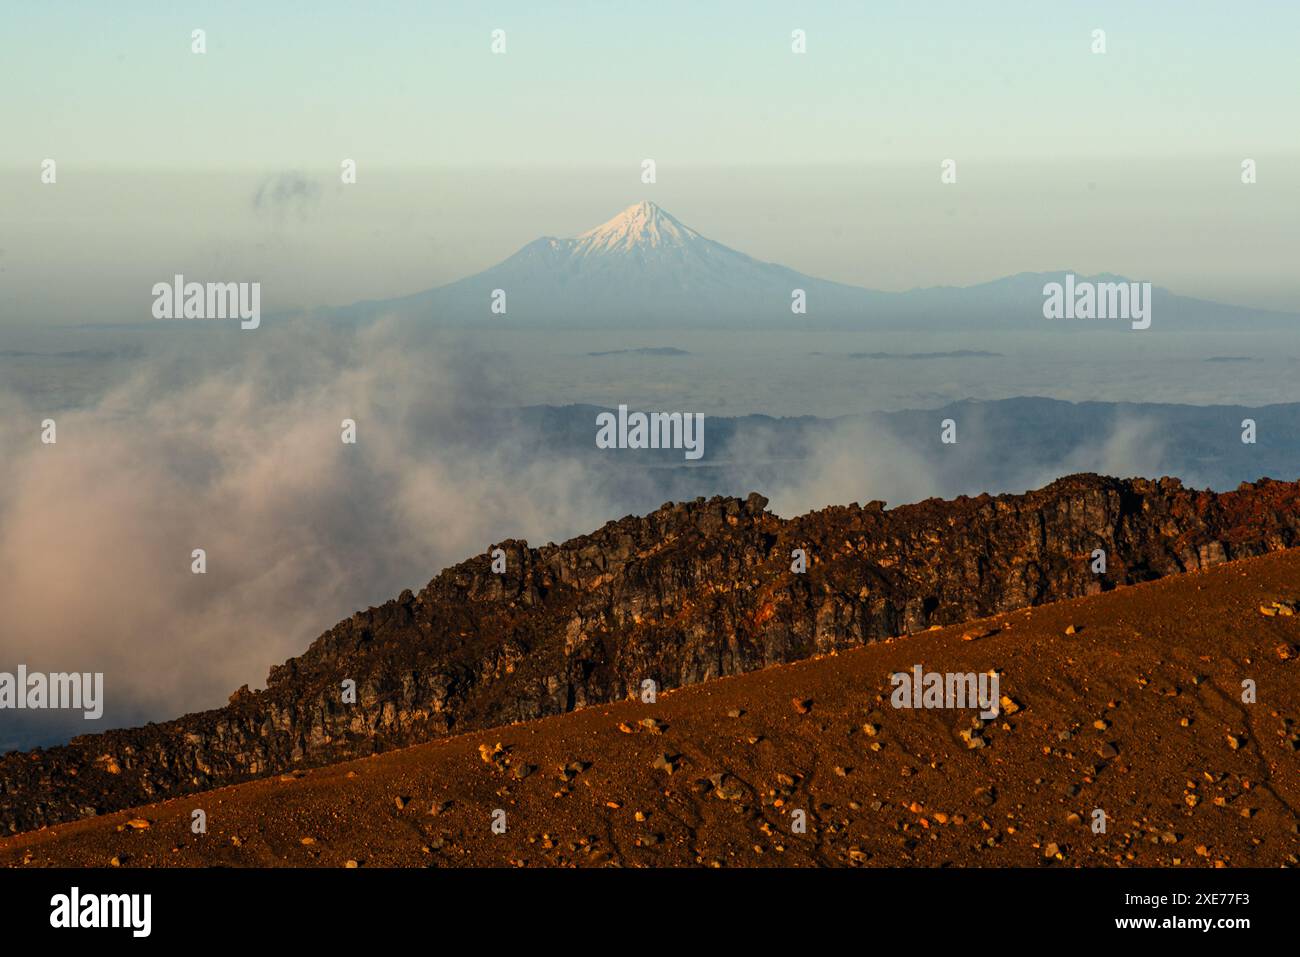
0,319,1180,748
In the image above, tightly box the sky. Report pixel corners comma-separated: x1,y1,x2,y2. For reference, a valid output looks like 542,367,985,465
1,0,1297,320
5,0,1298,167
1,0,1298,745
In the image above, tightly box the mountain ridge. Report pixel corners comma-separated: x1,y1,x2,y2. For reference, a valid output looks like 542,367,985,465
5,543,1298,867
330,202,1297,329
6,472,1300,835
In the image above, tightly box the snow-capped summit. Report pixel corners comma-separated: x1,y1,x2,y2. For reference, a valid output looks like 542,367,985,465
573,201,703,256
365,200,870,325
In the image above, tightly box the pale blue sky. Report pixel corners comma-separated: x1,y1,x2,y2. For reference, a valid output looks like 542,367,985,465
3,0,1297,167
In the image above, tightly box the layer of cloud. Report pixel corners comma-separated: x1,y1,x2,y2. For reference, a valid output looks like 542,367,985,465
0,318,627,747
0,321,1187,750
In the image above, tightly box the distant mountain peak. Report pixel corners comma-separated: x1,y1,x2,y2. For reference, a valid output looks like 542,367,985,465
334,202,1292,329
574,200,702,255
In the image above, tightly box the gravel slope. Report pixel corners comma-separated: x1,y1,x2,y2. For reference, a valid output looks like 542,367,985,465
4,547,1298,868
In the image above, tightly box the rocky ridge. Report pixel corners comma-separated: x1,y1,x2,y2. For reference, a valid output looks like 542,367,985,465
4,472,1300,835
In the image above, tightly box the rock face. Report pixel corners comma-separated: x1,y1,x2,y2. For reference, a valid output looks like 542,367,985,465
4,472,1300,835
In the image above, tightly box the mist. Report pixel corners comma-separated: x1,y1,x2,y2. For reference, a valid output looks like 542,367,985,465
0,317,1265,752
0,318,635,749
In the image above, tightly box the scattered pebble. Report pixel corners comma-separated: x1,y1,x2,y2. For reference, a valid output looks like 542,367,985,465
651,753,679,774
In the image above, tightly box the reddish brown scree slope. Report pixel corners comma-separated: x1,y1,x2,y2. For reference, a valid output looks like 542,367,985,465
3,546,1298,868
7,473,1300,836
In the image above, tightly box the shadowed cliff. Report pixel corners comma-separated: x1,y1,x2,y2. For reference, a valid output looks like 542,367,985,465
5,472,1300,835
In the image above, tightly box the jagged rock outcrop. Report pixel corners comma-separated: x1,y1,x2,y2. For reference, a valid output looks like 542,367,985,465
4,472,1300,834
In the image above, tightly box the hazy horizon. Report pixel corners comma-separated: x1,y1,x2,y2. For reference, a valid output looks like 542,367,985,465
3,161,1298,324
4,0,1299,322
